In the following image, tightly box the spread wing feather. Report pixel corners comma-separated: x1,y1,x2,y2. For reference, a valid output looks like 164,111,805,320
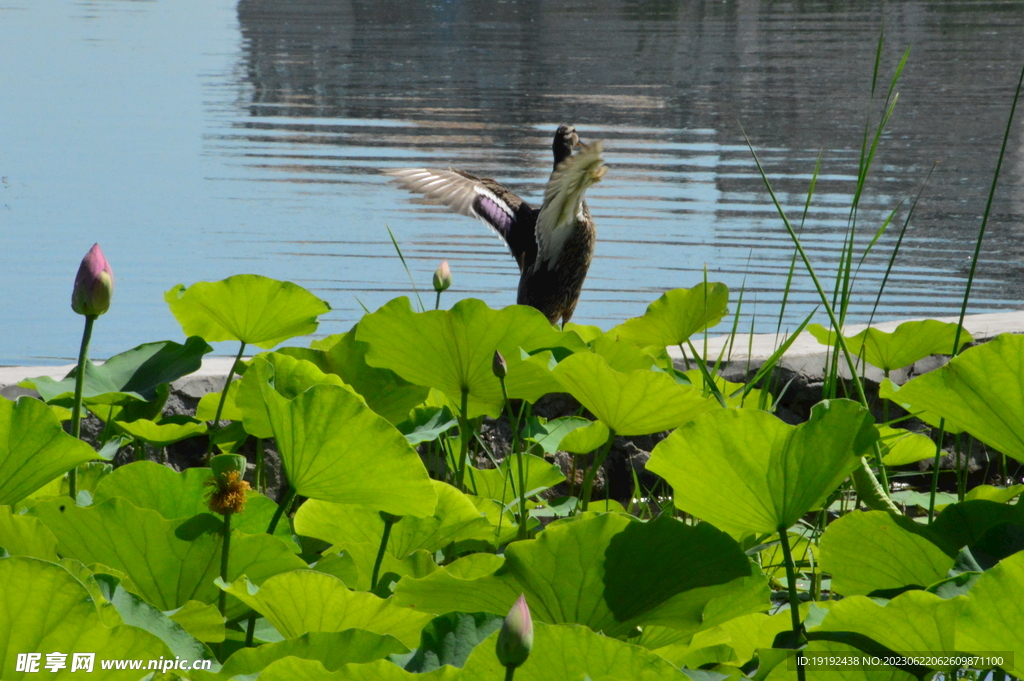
534,142,607,269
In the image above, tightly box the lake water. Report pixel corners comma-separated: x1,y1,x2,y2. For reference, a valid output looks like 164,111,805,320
2,0,1023,366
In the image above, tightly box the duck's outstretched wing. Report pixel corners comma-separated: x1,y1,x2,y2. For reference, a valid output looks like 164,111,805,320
386,167,536,270
534,142,608,269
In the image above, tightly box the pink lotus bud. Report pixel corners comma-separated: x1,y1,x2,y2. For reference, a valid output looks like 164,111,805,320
433,260,452,293
71,243,114,317
496,593,533,669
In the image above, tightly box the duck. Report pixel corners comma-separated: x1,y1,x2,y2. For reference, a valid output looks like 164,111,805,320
387,125,607,326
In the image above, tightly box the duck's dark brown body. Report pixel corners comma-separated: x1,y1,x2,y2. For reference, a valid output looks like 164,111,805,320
388,125,606,325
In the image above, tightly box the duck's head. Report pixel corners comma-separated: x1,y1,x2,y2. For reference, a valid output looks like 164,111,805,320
553,124,580,165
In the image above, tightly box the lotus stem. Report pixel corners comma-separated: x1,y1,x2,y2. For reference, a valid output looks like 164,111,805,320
371,515,396,591
927,420,946,524
267,486,295,536
205,341,246,458
218,512,232,616
69,315,96,500
504,666,516,681
255,438,265,494
777,526,806,681
244,615,256,648
454,387,471,491
579,430,615,513
497,374,529,540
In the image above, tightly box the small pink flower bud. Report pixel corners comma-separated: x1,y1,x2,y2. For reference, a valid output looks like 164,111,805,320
492,350,508,379
496,593,533,669
71,243,114,317
433,260,452,293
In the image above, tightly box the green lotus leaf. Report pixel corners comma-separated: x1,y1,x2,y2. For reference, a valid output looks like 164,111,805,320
248,371,436,516
0,558,172,680
92,461,294,545
464,454,565,506
521,416,592,455
220,571,434,648
0,504,59,560
682,370,765,409
929,499,1024,569
460,621,694,681
588,334,657,372
810,590,964,662
112,414,208,447
20,337,212,406
503,350,564,403
395,513,763,638
885,333,1024,462
29,497,305,616
553,352,718,435
964,484,1024,504
560,420,611,454
876,425,937,466
650,610,792,668
258,658,460,681
807,320,972,372
396,611,503,672
878,378,964,434
764,638,917,681
357,297,586,418
649,400,877,534
166,600,225,643
396,406,458,445
237,353,349,439
954,550,1024,672
465,496,523,546
295,480,492,561
818,511,956,596
201,630,408,680
165,275,330,348
610,283,730,348
0,396,98,506
298,327,431,424
195,379,244,422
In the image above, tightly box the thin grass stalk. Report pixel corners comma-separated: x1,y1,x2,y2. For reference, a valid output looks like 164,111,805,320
205,341,246,458
255,438,265,494
218,512,232,617
454,388,471,492
68,315,97,500
498,377,529,540
386,225,425,312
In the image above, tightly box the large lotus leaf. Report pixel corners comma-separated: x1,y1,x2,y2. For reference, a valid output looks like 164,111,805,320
397,407,459,445
356,297,586,418
464,454,565,506
930,499,1024,569
397,611,504,672
220,571,434,648
21,337,212,406
297,328,431,424
521,416,592,455
197,630,408,680
258,658,460,681
167,600,225,643
503,350,564,404
195,379,244,422
165,275,330,348
237,353,349,439
250,374,436,517
610,283,730,348
807,320,972,372
885,333,1024,463
764,638,917,681
29,497,306,615
0,396,98,506
877,425,937,466
954,550,1024,671
650,610,792,668
810,591,964,663
966,484,1024,504
649,400,877,534
460,621,694,681
878,379,964,434
395,513,760,638
553,352,718,435
92,461,294,545
112,415,208,447
588,334,658,372
818,511,956,596
295,480,492,560
0,504,59,560
0,557,170,681
560,420,611,454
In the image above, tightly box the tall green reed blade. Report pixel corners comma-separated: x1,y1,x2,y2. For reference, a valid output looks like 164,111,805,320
928,59,1024,522
741,126,897,516
386,224,425,312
